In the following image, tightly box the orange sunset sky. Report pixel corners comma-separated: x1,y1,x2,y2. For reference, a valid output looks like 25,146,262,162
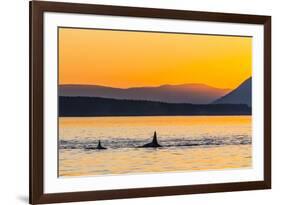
59,28,252,89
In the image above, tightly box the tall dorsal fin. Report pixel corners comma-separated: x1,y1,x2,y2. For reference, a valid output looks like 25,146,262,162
152,131,158,144
139,131,162,148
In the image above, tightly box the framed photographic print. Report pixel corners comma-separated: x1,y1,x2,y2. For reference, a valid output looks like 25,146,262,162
30,1,271,204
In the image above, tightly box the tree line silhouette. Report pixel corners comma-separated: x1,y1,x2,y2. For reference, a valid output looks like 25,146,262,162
59,96,251,117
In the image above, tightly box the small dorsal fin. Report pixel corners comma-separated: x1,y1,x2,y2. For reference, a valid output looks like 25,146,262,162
97,140,106,149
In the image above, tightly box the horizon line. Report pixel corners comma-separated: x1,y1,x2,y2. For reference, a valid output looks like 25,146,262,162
58,76,251,91
58,82,234,90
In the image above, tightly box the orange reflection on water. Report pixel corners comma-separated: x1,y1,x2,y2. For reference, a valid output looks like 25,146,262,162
59,116,252,177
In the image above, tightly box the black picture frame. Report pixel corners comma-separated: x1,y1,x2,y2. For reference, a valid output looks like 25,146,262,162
30,1,271,204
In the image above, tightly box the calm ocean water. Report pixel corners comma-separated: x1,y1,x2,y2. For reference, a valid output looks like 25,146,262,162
59,116,252,177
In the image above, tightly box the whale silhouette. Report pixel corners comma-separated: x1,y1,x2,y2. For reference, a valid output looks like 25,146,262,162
140,131,162,148
84,140,107,150
96,140,107,150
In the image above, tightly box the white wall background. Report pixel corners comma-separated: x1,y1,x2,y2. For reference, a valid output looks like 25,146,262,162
0,0,279,204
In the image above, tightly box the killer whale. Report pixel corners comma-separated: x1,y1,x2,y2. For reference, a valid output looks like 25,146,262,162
84,140,107,150
96,140,107,149
140,131,162,148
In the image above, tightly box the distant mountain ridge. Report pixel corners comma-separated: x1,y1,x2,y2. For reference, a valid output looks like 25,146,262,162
59,83,230,104
213,77,251,106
